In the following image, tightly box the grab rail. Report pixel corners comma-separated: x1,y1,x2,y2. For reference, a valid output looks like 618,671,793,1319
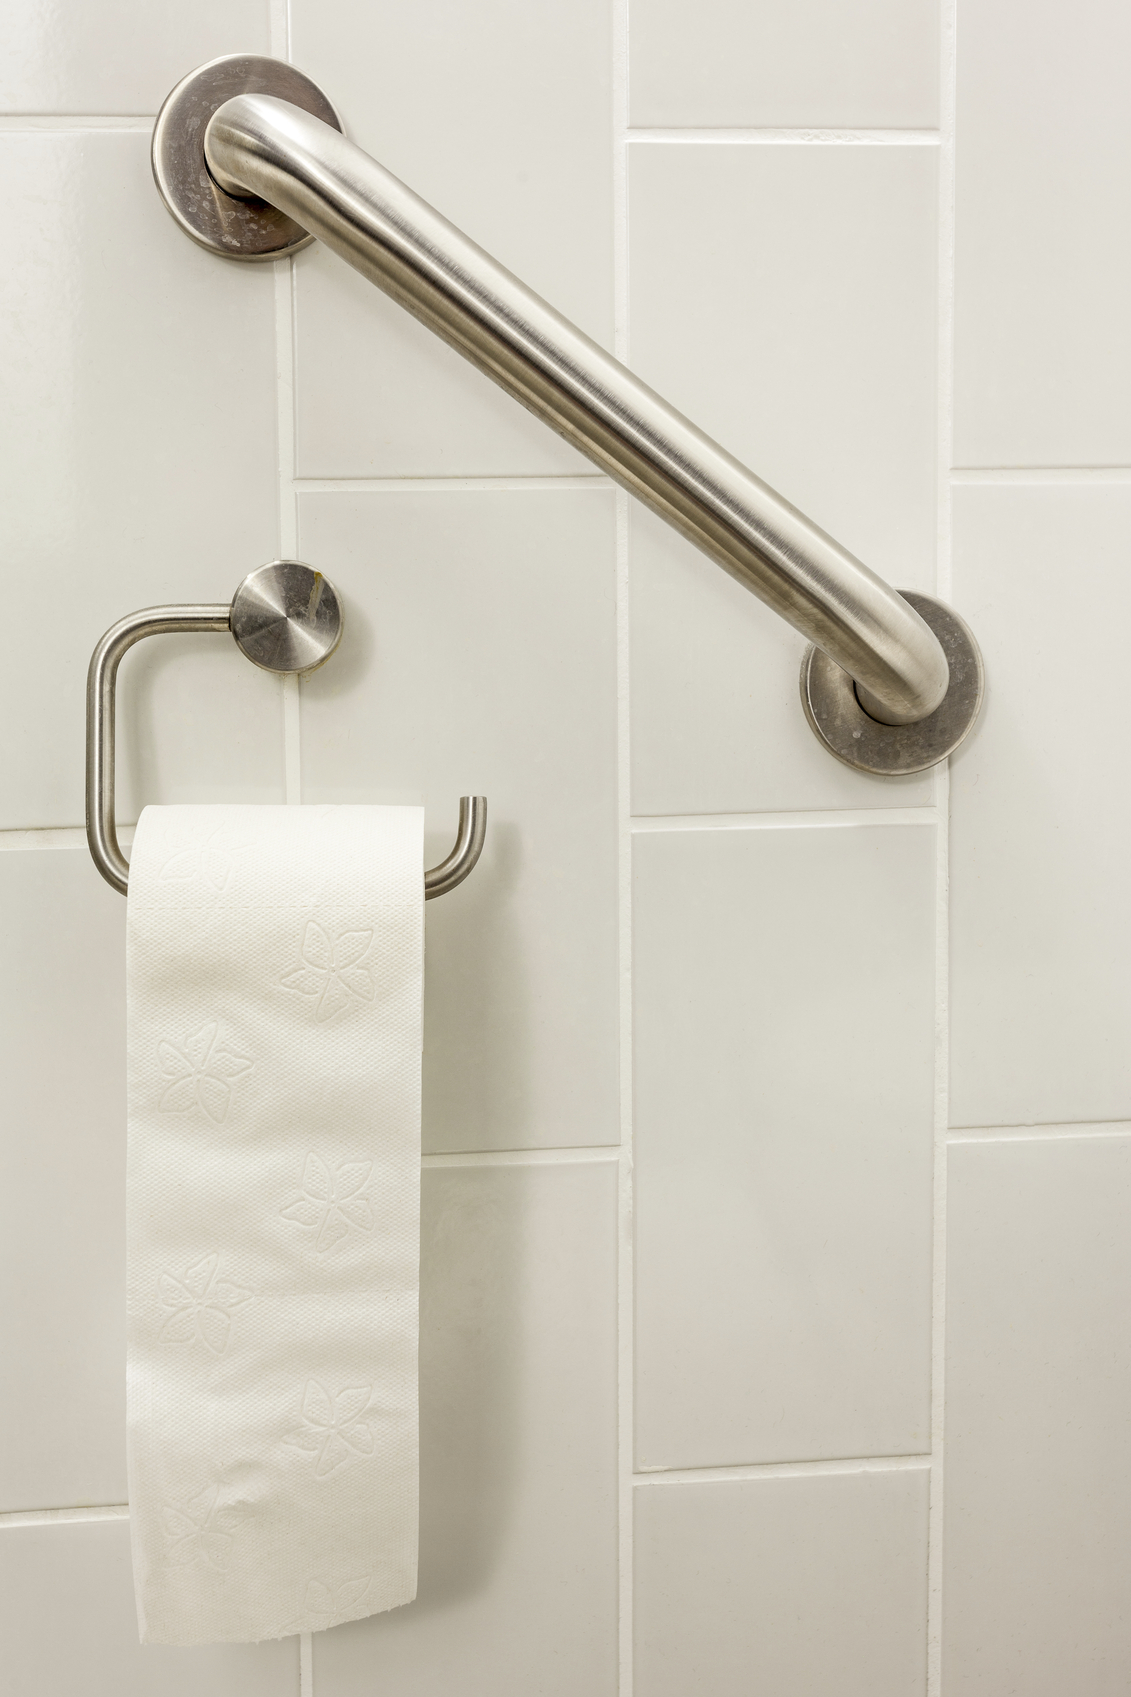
152,56,982,773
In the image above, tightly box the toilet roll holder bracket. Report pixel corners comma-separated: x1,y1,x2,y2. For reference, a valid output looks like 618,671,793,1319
85,559,488,898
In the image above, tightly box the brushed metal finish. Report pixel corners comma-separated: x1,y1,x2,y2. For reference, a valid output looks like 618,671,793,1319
86,604,230,894
148,56,956,730
800,592,984,775
424,796,488,900
86,582,487,898
230,560,343,675
151,55,342,260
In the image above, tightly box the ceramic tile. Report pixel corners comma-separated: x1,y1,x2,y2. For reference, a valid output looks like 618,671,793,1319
630,0,938,129
296,488,619,1153
0,1519,296,1696
633,822,935,1467
635,1467,929,1697
629,143,938,597
290,0,612,476
630,505,934,816
314,1159,618,1697
0,848,127,1511
953,0,1131,465
0,130,281,830
949,486,1131,1127
1,2,269,114
945,1135,1131,1691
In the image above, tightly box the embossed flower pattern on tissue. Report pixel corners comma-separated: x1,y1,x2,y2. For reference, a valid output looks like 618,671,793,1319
280,1154,374,1252
289,1381,377,1477
281,922,376,1022
157,1022,253,1123
163,1484,244,1571
159,1253,254,1355
304,1576,372,1624
158,826,247,896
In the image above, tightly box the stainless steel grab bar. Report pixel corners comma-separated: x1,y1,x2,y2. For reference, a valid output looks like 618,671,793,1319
152,56,983,774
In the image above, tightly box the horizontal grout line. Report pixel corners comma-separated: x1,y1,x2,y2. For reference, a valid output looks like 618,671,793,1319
628,127,939,146
294,475,611,494
635,1454,931,1485
0,825,134,851
632,807,937,834
949,1121,1131,1146
0,1505,129,1530
952,467,1131,485
0,115,153,131
423,1145,619,1168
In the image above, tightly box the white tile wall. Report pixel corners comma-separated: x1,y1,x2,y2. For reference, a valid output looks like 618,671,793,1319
296,488,619,1154
633,822,935,1468
290,0,611,477
945,1135,1131,1691
313,1159,618,1696
630,0,939,130
0,849,127,1511
952,0,1131,467
949,484,1131,1128
0,127,281,830
635,1466,929,1696
0,1517,296,1696
1,2,270,113
5,0,1129,1690
628,143,939,593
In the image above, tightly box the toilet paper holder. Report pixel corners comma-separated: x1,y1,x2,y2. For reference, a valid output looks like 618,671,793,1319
85,559,488,899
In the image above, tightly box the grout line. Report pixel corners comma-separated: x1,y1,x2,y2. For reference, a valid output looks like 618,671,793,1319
293,475,610,493
270,105,303,812
0,115,154,130
0,827,88,850
612,0,633,1688
928,759,951,1697
951,466,1131,484
627,127,940,146
631,807,938,833
949,1121,1131,1145
927,0,959,1683
0,825,134,850
422,1145,619,1168
635,1454,932,1486
274,264,299,556
269,0,291,60
0,1505,129,1529
273,19,308,1691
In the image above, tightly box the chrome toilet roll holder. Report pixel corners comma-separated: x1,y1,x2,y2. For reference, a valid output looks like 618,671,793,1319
85,559,487,898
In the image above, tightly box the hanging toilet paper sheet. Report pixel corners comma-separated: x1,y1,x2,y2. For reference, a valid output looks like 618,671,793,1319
125,804,422,1645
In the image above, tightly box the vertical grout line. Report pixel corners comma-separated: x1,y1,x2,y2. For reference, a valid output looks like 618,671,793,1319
271,0,303,814
612,2,633,1694
927,0,958,1688
274,2,309,1679
275,258,299,561
615,482,634,1697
